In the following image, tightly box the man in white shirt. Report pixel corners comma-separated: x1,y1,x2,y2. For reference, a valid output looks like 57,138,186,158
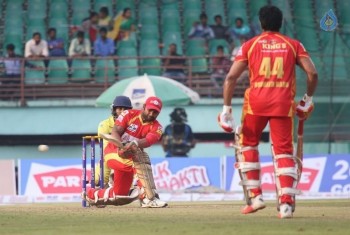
188,13,214,40
25,32,49,58
69,31,91,57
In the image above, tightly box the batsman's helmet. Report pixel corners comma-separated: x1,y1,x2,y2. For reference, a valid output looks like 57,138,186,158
170,107,187,123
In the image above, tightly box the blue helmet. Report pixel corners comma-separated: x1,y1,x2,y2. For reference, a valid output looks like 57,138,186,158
112,96,132,108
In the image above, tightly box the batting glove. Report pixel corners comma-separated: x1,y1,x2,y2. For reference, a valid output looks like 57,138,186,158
296,94,314,120
218,105,235,133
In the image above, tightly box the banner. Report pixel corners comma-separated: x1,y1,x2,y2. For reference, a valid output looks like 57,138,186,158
0,160,16,195
224,155,350,194
18,158,222,196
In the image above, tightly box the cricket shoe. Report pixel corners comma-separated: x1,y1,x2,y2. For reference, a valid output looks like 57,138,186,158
140,197,168,208
241,195,266,214
278,203,293,219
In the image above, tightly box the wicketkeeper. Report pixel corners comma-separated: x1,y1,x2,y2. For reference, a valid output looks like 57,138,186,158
83,96,168,208
218,6,318,218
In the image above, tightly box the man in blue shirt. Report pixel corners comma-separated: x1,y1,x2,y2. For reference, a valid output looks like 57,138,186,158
188,13,215,40
94,27,115,56
47,28,66,57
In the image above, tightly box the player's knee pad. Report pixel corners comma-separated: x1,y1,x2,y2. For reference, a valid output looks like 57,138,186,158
235,145,261,198
273,154,301,199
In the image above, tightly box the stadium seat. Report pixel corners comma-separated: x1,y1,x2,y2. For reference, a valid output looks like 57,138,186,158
48,17,69,41
71,59,92,82
161,9,181,28
186,39,208,73
116,40,137,53
5,18,24,34
140,25,160,40
27,0,47,19
71,0,90,13
228,8,248,27
116,0,135,15
314,0,335,21
205,0,225,25
183,9,201,38
248,0,267,19
338,1,350,25
139,7,158,25
183,0,202,10
117,58,138,79
3,35,23,55
95,0,113,11
47,59,69,84
25,60,46,84
6,0,24,15
94,59,116,83
71,11,87,25
162,31,183,55
49,1,68,18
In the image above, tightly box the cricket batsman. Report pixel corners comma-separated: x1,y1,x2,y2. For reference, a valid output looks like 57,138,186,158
83,96,168,208
95,96,133,187
218,5,318,218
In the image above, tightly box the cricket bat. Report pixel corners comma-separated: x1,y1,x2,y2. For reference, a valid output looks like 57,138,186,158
296,119,304,178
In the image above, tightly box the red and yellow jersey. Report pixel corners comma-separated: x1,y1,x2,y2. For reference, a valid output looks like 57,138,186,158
235,31,309,116
104,109,163,154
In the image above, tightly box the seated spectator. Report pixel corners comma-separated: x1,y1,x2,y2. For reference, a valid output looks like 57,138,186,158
188,13,214,40
162,43,186,83
108,8,136,41
25,32,48,58
210,15,229,40
210,45,231,88
69,31,91,57
231,37,249,83
0,44,42,87
81,11,99,43
94,27,115,56
229,17,251,43
47,28,66,57
98,6,112,28
162,107,195,157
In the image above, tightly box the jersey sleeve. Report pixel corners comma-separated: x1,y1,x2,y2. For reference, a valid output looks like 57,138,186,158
115,110,131,129
234,42,249,62
296,41,309,58
145,123,163,147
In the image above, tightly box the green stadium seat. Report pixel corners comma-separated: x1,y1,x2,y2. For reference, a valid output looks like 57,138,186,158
26,26,46,41
117,47,137,57
162,31,183,55
208,39,229,55
140,58,161,76
116,0,135,15
338,1,350,25
71,59,92,82
140,41,161,75
24,60,46,84
140,25,159,40
183,9,201,38
186,39,208,73
116,40,137,52
117,58,138,79
49,1,68,18
183,0,201,10
228,8,248,27
161,1,179,11
161,9,180,28
71,11,87,25
27,1,47,19
205,0,225,25
6,0,24,14
48,17,69,41
3,35,23,55
139,7,158,25
95,0,113,11
94,59,116,83
5,19,24,36
71,0,90,13
249,0,267,19
47,59,69,84
314,0,335,20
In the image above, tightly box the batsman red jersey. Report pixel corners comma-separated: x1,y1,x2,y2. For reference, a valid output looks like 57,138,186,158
104,109,163,155
235,31,309,117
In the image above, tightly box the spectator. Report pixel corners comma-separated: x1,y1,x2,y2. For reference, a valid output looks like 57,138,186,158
108,8,136,41
81,11,99,43
231,37,249,84
98,6,112,28
210,45,231,87
0,44,40,83
69,31,91,57
94,27,115,56
162,107,195,157
188,13,214,40
163,43,186,83
47,28,66,57
231,37,248,61
229,17,251,42
25,32,48,58
210,15,229,40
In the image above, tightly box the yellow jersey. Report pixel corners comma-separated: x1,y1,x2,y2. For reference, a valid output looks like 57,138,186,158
97,115,114,150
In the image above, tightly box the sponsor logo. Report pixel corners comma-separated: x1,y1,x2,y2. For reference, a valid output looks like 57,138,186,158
127,123,138,133
33,168,85,194
153,161,210,191
132,89,146,99
320,9,338,31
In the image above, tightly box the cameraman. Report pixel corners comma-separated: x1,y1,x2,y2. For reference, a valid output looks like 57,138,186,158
162,108,196,157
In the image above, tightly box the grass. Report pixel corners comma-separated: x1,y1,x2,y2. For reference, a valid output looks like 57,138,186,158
0,200,349,235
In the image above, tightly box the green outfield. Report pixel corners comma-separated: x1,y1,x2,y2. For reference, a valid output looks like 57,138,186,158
1,200,349,235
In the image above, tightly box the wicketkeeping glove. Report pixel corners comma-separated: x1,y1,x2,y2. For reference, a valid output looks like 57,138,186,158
296,94,314,120
218,105,235,133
